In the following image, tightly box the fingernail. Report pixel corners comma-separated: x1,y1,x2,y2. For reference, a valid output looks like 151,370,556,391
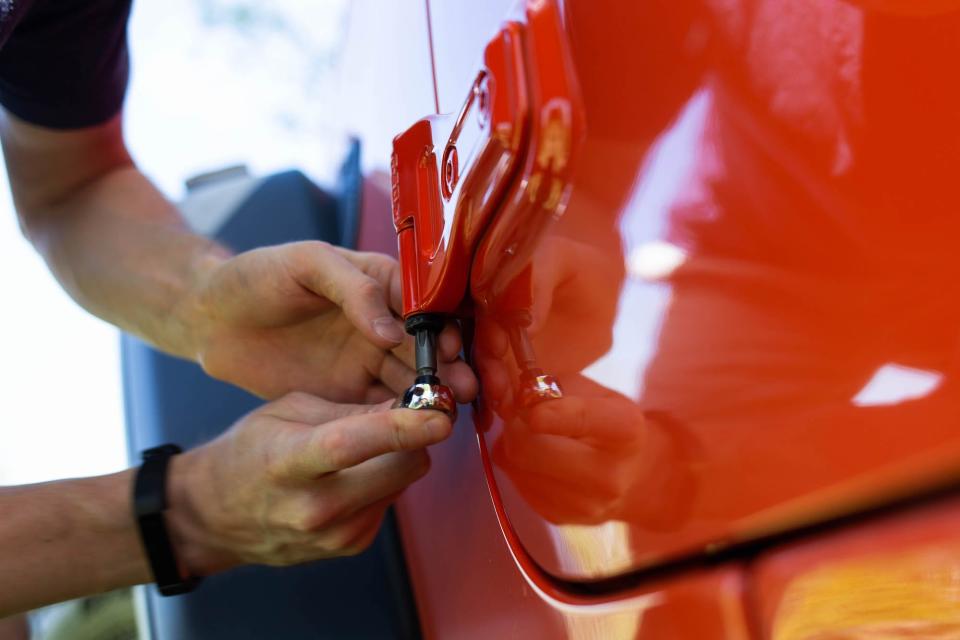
373,317,405,344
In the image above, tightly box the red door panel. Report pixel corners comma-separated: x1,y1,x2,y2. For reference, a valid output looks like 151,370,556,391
394,405,755,640
750,496,960,639
406,0,960,585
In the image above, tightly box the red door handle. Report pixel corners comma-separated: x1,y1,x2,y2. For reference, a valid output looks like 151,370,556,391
390,0,584,417
391,21,529,320
391,0,583,325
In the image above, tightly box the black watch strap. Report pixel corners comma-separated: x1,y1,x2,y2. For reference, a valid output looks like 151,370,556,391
134,444,201,596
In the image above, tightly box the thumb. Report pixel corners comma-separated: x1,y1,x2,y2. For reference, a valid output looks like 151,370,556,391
287,242,406,347
281,408,453,481
265,393,393,425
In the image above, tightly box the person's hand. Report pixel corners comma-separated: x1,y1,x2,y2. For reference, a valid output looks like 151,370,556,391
181,241,478,403
471,233,693,526
165,392,452,574
489,375,695,527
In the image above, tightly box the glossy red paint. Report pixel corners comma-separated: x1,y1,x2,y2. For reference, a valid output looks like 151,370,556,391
390,21,529,319
365,0,960,635
467,0,585,309
458,0,960,584
750,495,960,639
393,400,755,640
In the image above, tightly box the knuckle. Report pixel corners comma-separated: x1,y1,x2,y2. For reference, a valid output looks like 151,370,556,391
295,498,341,533
371,253,398,268
354,276,383,301
318,428,352,469
264,449,292,482
373,255,400,279
286,241,332,280
261,431,299,482
285,241,314,267
390,414,411,451
303,239,331,254
290,513,315,534
289,507,319,534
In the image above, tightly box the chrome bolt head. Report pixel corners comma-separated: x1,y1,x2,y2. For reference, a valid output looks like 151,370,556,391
394,380,458,421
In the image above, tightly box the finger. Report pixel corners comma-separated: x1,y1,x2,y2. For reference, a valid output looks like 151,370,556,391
437,359,479,403
319,450,429,520
364,384,396,404
389,331,419,369
286,409,452,479
317,493,398,557
287,242,406,348
333,248,404,314
377,353,416,393
437,322,463,361
265,393,392,425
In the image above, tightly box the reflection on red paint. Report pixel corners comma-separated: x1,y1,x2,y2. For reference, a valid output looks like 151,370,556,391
752,496,960,640
467,0,960,583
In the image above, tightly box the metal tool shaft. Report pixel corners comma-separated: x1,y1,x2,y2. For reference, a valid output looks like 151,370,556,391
414,328,438,378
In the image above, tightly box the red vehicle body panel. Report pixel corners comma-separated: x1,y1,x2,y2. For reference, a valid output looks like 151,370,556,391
751,496,960,638
351,0,960,636
393,401,754,640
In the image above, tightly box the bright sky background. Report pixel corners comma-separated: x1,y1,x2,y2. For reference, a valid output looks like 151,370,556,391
0,0,349,485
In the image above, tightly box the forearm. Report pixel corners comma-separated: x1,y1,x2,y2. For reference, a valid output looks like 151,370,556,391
0,390,459,615
1,112,229,360
22,165,229,359
0,470,150,617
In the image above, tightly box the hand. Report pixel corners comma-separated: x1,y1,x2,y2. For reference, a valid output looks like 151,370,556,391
182,241,478,402
165,392,452,574
490,375,695,527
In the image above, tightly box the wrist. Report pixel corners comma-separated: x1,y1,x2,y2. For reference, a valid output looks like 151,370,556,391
171,243,231,362
164,447,237,577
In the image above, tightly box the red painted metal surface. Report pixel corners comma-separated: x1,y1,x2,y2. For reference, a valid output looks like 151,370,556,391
391,21,528,318
394,404,755,640
750,496,960,639
460,0,960,583
363,181,755,639
375,0,960,635
468,0,585,309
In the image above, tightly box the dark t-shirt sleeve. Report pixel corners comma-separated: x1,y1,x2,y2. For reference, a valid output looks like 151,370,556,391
0,0,133,129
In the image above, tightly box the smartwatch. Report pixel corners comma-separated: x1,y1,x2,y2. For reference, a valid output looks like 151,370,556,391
133,444,202,596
